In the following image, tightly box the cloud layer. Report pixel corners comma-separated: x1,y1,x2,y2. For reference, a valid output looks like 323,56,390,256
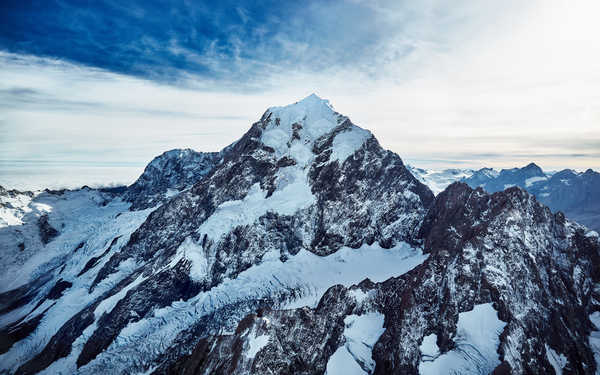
0,0,599,189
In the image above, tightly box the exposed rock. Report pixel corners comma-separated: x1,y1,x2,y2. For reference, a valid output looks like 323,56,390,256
123,148,222,210
160,183,600,374
37,214,58,244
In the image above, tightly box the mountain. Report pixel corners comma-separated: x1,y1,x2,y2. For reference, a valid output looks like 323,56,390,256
409,163,600,232
407,166,474,195
1,95,599,374
123,148,223,210
528,168,600,232
461,164,600,232
463,162,549,192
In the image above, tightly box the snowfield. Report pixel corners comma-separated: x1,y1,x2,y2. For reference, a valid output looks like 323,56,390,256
418,303,507,375
326,312,386,375
71,243,427,374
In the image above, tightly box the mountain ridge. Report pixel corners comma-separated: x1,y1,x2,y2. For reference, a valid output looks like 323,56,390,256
0,95,599,374
409,163,600,232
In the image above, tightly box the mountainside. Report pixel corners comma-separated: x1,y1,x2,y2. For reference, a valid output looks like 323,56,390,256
1,95,599,375
160,184,600,374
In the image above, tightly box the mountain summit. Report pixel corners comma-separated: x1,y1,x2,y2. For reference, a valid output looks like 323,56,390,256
1,97,599,375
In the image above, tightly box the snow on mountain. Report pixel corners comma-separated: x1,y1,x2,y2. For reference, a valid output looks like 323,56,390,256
1,95,599,375
407,166,474,195
418,303,506,374
0,94,436,374
0,186,34,228
123,148,222,210
461,163,600,232
175,183,600,374
326,312,386,374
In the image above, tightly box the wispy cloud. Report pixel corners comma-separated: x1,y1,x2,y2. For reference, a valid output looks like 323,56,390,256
0,0,599,189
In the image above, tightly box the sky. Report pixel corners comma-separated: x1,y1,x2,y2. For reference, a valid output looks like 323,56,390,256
1,0,599,190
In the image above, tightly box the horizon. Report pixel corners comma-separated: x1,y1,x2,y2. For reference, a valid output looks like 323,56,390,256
1,0,599,190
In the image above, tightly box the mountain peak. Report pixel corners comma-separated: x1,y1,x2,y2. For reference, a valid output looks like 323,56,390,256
266,93,336,125
523,162,541,170
259,95,371,167
299,92,326,104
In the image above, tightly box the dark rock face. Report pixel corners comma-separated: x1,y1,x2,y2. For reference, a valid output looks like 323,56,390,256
159,183,600,374
157,285,355,375
37,214,58,244
123,148,222,210
46,279,72,300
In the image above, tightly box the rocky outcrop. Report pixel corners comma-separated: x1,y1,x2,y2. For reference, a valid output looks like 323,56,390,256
37,214,58,244
123,148,222,210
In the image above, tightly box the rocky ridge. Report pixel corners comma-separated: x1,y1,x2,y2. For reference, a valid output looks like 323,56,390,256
158,183,600,374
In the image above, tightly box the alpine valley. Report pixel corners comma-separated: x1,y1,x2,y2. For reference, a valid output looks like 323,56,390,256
1,95,599,375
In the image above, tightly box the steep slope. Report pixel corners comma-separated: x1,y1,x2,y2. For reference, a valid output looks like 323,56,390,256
124,148,222,210
0,187,141,294
165,183,600,374
0,94,434,374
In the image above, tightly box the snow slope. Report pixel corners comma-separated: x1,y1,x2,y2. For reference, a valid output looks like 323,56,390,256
407,166,474,195
326,312,386,375
418,303,507,375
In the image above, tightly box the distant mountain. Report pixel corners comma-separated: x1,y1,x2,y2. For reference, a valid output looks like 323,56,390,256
123,148,223,210
463,162,549,192
410,163,599,232
528,168,600,232
1,95,599,374
461,163,600,231
406,166,474,194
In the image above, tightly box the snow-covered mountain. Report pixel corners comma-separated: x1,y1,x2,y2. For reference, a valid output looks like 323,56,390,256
462,162,549,192
410,163,599,232
123,148,222,210
461,163,600,232
1,95,599,375
406,166,475,195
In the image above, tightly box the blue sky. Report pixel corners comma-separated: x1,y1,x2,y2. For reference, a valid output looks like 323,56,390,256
1,0,599,189
0,0,425,86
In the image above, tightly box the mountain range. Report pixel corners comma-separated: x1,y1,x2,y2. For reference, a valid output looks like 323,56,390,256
1,95,599,374
409,163,600,232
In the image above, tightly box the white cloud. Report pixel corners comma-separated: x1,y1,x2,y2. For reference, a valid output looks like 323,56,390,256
1,0,599,189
